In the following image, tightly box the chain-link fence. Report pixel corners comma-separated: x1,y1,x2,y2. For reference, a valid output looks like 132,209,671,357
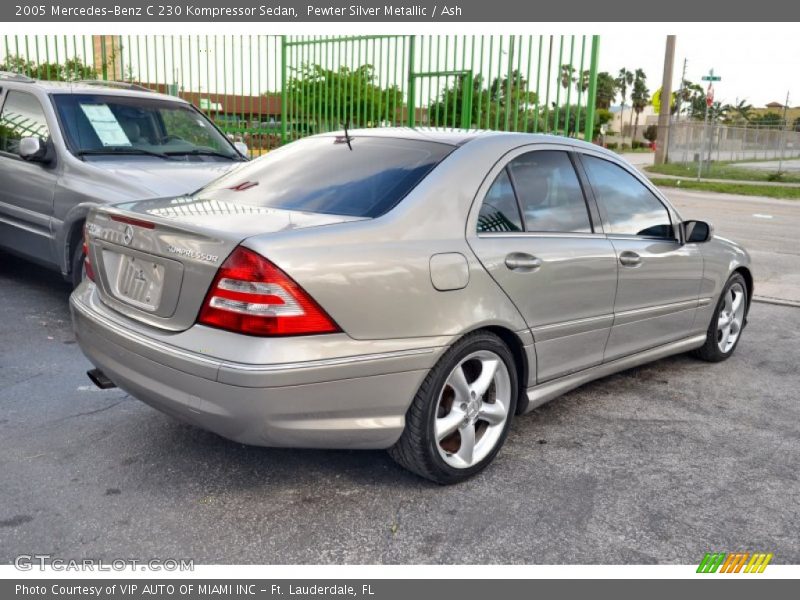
668,120,800,166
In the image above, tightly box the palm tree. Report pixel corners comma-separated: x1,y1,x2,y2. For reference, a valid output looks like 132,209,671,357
577,70,590,95
560,64,576,94
615,68,634,145
630,69,650,144
730,99,753,125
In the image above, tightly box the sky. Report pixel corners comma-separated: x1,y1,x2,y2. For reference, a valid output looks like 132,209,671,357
600,32,800,108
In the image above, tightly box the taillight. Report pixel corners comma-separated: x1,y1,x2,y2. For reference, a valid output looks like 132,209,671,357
198,246,340,337
83,223,95,282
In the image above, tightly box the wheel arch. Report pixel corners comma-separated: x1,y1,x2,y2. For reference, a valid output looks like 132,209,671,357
733,265,754,317
459,324,531,415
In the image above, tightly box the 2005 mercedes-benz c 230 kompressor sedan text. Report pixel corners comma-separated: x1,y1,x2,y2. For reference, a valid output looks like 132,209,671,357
71,129,752,484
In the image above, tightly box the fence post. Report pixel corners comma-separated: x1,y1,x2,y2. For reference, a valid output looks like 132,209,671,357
582,35,600,142
280,35,287,145
406,36,416,127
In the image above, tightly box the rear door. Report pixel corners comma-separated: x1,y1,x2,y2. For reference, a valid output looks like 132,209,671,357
468,146,618,383
577,153,703,361
0,89,59,263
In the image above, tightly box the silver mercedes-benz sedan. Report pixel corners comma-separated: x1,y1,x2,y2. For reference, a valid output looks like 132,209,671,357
71,129,752,484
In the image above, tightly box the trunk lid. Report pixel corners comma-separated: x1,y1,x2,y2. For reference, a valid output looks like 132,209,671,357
85,195,365,331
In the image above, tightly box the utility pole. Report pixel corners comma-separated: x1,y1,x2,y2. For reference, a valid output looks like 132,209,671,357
655,35,676,165
697,67,721,180
778,90,791,174
673,58,687,122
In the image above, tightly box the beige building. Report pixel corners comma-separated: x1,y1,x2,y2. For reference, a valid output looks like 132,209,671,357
609,104,658,143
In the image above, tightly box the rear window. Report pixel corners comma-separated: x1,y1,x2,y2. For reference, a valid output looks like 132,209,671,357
196,136,455,217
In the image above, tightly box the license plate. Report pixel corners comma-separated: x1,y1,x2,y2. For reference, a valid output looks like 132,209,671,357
111,253,165,311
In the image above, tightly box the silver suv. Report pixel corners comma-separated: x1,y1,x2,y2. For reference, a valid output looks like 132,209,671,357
0,73,247,287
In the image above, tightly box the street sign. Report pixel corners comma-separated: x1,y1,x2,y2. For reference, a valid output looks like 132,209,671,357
702,75,722,81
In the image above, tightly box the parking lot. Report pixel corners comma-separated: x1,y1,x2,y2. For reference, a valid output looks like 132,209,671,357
1,190,799,565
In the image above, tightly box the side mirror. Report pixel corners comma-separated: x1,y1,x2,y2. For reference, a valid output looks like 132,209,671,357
683,220,713,243
19,136,50,163
234,141,248,157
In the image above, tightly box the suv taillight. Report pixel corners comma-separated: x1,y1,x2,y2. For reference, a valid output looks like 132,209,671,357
198,246,340,336
83,223,95,282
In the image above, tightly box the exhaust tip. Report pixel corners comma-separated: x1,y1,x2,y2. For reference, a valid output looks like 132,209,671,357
87,368,117,390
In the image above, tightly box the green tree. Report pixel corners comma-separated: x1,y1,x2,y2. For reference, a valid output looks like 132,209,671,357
286,63,402,134
428,70,538,131
543,105,612,139
0,54,96,81
615,68,634,145
560,64,576,92
595,72,617,110
643,124,658,143
726,99,753,125
750,112,784,128
428,74,488,129
577,70,591,96
630,68,650,143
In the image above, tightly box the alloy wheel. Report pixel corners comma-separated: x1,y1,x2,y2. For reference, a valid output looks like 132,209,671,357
717,282,746,353
434,350,511,469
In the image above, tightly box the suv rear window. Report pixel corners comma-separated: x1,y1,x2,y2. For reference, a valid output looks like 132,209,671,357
197,136,455,217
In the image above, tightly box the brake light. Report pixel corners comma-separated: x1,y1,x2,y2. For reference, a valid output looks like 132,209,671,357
110,214,155,229
198,246,340,336
83,223,95,282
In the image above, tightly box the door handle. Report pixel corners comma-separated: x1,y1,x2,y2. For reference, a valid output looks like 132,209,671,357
619,251,642,267
505,253,543,272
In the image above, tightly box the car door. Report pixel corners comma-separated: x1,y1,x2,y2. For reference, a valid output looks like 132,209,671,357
468,146,618,383
578,153,703,362
0,89,59,264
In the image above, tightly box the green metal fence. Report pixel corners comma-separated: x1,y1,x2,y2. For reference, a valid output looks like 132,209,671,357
1,34,600,157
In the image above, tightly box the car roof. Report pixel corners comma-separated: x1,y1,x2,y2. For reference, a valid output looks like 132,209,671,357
0,75,187,103
315,127,607,153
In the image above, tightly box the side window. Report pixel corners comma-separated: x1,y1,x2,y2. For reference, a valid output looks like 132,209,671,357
582,155,673,238
0,91,50,155
477,169,523,233
507,150,592,233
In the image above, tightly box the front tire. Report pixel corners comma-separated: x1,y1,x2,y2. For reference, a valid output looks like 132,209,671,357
692,272,748,362
389,331,518,484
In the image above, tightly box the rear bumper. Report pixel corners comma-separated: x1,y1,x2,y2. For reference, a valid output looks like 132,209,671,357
70,284,439,449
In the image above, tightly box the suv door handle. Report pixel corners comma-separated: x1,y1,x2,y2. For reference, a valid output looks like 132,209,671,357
619,251,642,267
505,253,543,272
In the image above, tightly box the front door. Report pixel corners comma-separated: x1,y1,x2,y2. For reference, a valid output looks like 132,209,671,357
0,90,58,264
468,147,618,383
578,153,703,362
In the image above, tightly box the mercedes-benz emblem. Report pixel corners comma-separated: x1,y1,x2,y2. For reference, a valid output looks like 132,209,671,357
122,224,134,246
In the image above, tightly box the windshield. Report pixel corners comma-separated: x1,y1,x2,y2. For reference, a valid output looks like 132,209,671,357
195,136,455,217
52,93,241,161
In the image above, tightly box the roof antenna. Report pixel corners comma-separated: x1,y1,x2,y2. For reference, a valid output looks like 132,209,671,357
343,119,353,151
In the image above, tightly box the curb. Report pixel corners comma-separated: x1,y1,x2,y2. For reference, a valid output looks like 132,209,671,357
753,295,800,308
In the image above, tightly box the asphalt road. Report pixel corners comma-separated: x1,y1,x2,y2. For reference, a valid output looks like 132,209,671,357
1,191,799,565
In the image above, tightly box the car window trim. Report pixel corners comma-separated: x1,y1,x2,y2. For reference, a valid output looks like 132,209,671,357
496,148,598,236
501,165,528,232
0,89,51,162
574,152,678,243
569,151,604,234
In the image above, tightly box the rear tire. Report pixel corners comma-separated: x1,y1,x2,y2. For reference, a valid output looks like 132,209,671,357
69,241,86,290
389,331,518,484
692,272,748,362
